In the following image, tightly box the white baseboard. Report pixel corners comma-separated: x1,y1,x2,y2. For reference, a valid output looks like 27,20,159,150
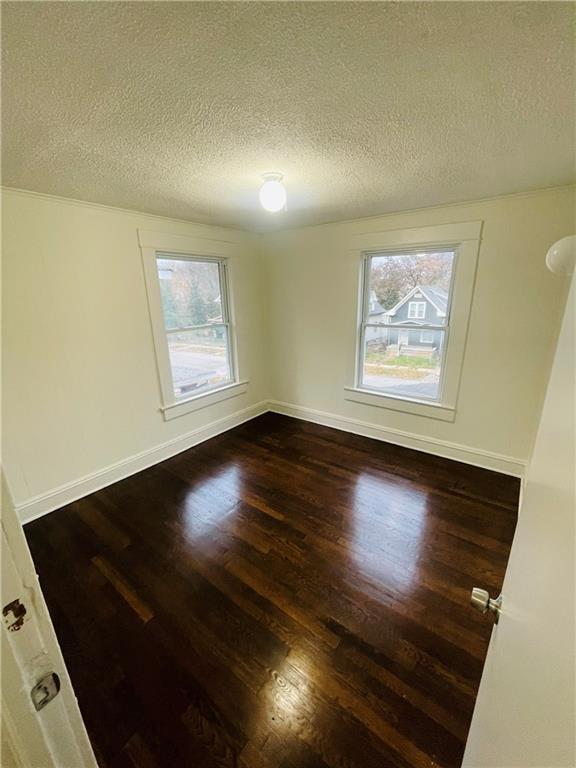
17,400,269,524
269,399,526,478
17,396,524,524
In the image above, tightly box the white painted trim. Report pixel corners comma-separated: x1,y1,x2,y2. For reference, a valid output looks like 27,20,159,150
16,400,268,524
269,400,526,477
15,398,524,525
344,387,456,422
0,186,249,237
161,380,248,420
139,235,241,416
138,228,239,255
2,184,573,236
352,224,481,415
2,698,31,768
2,477,98,768
351,220,483,250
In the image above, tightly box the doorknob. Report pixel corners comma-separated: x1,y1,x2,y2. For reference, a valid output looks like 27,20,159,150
470,588,502,624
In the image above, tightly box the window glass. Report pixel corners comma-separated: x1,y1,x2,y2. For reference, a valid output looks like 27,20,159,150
408,302,426,319
360,250,454,401
156,256,233,398
157,258,223,330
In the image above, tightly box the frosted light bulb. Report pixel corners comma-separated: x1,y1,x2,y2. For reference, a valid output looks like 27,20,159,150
259,173,286,212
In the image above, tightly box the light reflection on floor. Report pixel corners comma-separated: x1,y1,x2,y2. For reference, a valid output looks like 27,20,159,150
352,472,429,592
180,463,242,539
257,648,318,743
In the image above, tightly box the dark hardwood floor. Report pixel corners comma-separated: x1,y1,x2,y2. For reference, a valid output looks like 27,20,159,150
25,413,519,768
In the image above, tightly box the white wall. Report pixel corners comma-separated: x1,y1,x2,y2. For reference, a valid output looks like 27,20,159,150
3,186,574,519
2,190,267,518
261,187,575,474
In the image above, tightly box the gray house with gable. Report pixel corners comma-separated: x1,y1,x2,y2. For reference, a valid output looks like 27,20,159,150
367,285,448,354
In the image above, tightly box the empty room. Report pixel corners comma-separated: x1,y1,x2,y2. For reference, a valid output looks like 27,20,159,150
1,2,575,767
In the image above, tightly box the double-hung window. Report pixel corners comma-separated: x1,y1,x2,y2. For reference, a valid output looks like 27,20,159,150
156,254,234,398
358,248,455,402
140,230,246,421
347,221,482,421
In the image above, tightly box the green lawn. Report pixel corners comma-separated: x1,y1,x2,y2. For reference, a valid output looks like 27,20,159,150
365,351,434,369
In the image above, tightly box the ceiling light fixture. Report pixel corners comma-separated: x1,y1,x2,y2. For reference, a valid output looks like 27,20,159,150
259,172,286,212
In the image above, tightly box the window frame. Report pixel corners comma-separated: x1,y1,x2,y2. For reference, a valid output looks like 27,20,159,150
356,246,456,405
345,220,482,422
139,230,247,421
420,330,435,344
408,301,426,320
156,252,235,397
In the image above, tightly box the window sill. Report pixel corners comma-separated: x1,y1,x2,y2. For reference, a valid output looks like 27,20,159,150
344,387,456,422
161,380,248,421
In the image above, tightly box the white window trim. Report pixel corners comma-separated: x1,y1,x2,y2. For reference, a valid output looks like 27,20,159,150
420,330,435,343
139,229,246,421
160,380,248,421
346,220,482,421
408,301,426,319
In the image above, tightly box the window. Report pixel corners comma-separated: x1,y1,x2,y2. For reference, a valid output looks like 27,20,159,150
156,255,233,398
420,330,435,344
346,220,481,420
357,249,455,403
140,230,246,421
408,301,426,319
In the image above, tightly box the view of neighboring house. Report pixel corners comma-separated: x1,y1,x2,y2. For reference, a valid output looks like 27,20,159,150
367,285,448,354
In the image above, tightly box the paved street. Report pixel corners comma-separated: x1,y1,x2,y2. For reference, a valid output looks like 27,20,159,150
363,371,440,399
168,344,228,390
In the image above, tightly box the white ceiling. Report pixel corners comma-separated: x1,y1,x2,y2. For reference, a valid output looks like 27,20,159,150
2,2,574,232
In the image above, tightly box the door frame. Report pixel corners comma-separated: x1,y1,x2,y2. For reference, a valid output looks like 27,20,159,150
1,473,98,768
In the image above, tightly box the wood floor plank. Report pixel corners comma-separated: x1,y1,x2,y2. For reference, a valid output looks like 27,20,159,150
92,555,155,624
25,413,519,767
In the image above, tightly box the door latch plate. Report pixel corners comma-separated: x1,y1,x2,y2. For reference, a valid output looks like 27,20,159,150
31,672,61,711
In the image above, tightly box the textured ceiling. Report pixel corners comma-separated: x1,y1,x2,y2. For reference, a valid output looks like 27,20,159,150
2,2,575,232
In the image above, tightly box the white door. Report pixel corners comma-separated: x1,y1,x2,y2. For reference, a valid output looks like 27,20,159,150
1,474,98,768
463,275,575,766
